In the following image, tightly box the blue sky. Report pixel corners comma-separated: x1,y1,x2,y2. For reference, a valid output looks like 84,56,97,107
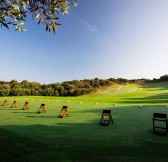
1,0,168,84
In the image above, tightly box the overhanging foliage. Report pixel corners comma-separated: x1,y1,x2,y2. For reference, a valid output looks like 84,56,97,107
0,0,77,33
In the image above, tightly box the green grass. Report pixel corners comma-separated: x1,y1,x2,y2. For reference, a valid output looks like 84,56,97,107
1,82,168,161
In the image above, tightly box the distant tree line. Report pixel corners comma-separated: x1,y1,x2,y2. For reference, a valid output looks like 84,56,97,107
0,78,147,97
151,74,168,83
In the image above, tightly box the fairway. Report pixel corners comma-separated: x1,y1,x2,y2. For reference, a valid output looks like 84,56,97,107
1,82,168,161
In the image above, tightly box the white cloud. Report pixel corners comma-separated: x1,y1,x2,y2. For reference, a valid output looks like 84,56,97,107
79,19,98,33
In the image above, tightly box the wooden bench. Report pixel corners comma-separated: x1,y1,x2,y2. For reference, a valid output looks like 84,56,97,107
38,104,46,113
23,102,29,110
59,106,70,118
2,100,8,106
100,110,113,126
153,113,167,135
11,101,17,108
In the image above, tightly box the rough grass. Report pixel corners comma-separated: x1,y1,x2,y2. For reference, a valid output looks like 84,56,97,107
0,82,168,161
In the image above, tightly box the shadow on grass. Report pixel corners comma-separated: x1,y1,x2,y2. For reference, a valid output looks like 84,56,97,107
140,82,168,90
117,93,168,104
1,121,168,162
26,115,57,118
118,99,168,104
0,108,13,110
0,106,11,108
0,108,23,110
11,112,37,114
